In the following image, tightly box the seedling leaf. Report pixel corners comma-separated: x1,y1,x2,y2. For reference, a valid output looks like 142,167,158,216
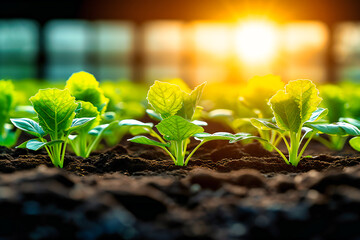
73,101,101,133
307,108,328,123
128,136,169,147
250,118,282,131
17,139,64,151
119,119,154,128
30,88,78,134
192,120,208,126
147,81,183,119
194,132,235,141
66,71,109,113
308,122,360,136
69,117,97,132
177,82,206,120
156,115,204,141
146,109,162,121
340,118,360,129
10,118,46,137
270,79,322,133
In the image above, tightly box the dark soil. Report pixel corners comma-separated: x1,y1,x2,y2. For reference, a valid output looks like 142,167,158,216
1,137,360,239
0,139,359,177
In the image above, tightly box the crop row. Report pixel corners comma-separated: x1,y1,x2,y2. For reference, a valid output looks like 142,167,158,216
2,72,360,168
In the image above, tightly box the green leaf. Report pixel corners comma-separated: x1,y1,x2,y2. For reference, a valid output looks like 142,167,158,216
340,118,360,129
156,115,204,141
146,109,162,121
191,120,208,126
308,122,360,136
103,111,116,121
68,135,77,140
10,118,46,137
13,105,36,118
306,108,328,123
30,88,78,134
88,124,109,136
240,74,285,118
16,139,64,151
230,134,262,143
147,81,184,119
0,124,17,147
66,71,109,114
129,126,151,136
269,79,322,133
119,119,154,128
319,85,346,123
250,118,282,131
128,136,169,148
194,132,235,141
88,121,119,136
350,136,360,151
0,80,15,131
119,119,154,136
73,101,100,133
177,82,206,120
69,117,96,133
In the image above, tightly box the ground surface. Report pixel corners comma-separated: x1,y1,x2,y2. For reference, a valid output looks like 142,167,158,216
0,139,360,239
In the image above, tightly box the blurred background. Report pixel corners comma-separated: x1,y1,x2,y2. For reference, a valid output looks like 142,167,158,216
1,0,360,84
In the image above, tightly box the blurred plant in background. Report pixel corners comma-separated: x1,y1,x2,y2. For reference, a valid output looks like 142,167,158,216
206,74,285,151
100,80,148,146
0,80,18,147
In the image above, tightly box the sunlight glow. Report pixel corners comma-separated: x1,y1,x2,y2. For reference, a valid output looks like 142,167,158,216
193,23,232,59
235,20,279,64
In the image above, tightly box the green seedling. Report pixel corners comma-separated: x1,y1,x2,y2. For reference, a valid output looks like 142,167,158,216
340,118,360,152
208,75,285,151
0,80,20,147
311,84,349,150
11,89,94,168
65,72,112,157
240,79,327,166
122,81,250,166
121,117,247,166
100,80,147,147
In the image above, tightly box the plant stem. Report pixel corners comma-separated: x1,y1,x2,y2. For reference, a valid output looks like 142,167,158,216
280,134,290,150
85,134,102,158
150,130,167,144
273,134,283,148
313,136,333,149
73,135,87,158
331,135,347,151
297,131,316,164
184,140,206,166
60,137,69,168
161,146,176,164
288,131,300,166
271,145,290,165
175,141,185,166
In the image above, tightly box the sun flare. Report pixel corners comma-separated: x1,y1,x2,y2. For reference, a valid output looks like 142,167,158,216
235,20,279,64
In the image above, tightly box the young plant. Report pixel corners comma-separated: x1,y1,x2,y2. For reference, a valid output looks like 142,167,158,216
312,84,349,150
0,80,19,147
100,80,147,146
65,72,112,157
240,79,325,166
67,101,108,158
11,89,94,168
207,75,285,151
339,118,360,152
121,81,246,166
65,71,109,114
